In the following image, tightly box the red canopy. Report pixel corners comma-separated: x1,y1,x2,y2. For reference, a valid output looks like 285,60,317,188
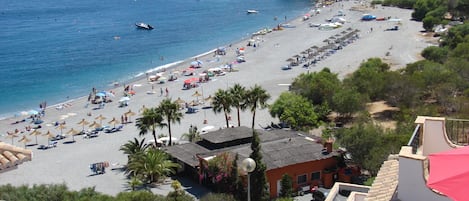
427,146,469,201
184,77,199,84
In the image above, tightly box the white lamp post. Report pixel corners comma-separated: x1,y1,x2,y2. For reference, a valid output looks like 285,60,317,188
242,158,256,201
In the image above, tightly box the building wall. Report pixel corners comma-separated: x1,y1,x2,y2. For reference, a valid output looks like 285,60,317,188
422,118,457,156
398,150,451,201
266,157,337,198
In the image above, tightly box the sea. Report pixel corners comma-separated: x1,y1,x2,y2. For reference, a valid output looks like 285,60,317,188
0,0,314,119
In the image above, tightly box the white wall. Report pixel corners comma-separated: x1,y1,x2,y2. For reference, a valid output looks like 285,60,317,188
398,154,451,201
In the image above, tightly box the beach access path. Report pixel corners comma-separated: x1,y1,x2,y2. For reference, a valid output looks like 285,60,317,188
0,1,435,198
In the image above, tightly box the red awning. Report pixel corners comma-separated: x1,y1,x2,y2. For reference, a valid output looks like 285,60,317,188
427,146,469,201
184,77,199,84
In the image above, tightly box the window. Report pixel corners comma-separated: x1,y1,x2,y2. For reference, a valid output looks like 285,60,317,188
311,171,321,180
297,174,307,184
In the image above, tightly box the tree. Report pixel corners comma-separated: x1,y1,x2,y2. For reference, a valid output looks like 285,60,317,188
120,137,150,162
344,58,390,101
279,174,293,198
412,0,441,21
158,98,183,146
135,107,165,145
269,92,320,130
229,83,247,127
212,89,233,128
335,123,406,175
126,148,180,183
331,87,364,118
421,46,448,63
246,85,271,128
249,131,270,201
291,68,341,106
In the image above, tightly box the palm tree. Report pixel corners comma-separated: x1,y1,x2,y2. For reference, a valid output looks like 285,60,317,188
120,137,150,160
246,85,271,128
135,107,165,145
212,89,233,128
229,83,247,127
126,148,180,183
181,125,200,142
158,98,183,146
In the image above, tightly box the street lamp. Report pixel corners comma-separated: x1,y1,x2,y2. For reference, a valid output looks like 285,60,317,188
242,158,256,201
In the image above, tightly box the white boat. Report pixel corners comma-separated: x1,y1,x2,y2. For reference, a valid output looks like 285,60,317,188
135,22,154,30
247,10,259,14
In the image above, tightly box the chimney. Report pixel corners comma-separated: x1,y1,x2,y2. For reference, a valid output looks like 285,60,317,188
324,139,333,153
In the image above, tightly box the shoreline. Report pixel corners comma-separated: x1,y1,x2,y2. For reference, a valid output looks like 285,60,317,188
0,12,306,121
0,1,433,196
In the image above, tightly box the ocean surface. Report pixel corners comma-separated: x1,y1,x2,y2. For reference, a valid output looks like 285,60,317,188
0,0,313,119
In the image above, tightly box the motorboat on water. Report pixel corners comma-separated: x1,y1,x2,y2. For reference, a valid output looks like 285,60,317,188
135,22,154,30
247,10,259,14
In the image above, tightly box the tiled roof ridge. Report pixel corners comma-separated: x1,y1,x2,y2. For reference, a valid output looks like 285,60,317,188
364,156,399,201
0,142,33,172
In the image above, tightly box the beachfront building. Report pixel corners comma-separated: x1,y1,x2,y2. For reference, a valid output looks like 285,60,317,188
0,142,33,173
164,126,346,199
324,116,466,201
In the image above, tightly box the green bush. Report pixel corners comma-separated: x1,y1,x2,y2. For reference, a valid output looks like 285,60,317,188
200,193,237,201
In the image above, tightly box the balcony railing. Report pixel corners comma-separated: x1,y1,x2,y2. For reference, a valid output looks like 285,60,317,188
407,124,421,154
445,118,469,146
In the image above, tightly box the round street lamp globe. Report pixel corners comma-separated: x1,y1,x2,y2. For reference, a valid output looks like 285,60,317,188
242,158,256,173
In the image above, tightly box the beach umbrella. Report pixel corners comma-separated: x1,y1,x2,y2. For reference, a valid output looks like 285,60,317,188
108,117,120,128
125,110,136,122
95,92,106,97
6,133,19,145
66,128,80,142
175,97,185,105
286,58,295,62
427,146,469,201
28,109,39,115
18,136,31,148
335,34,341,37
192,91,203,102
56,124,67,136
43,130,55,145
89,121,102,129
77,118,89,132
95,114,107,125
329,36,336,40
341,31,347,34
29,130,42,145
347,27,353,31
323,39,329,43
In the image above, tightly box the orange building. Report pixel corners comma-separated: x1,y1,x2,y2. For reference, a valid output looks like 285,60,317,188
164,126,340,199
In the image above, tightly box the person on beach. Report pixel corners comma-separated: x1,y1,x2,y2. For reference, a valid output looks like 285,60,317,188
165,88,169,97
160,88,163,96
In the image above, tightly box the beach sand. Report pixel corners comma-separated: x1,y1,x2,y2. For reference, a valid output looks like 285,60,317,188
0,1,434,197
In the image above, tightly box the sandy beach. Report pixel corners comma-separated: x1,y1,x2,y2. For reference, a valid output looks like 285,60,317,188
0,1,435,197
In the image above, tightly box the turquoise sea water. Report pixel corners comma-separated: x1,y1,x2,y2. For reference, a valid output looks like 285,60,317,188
0,0,313,118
